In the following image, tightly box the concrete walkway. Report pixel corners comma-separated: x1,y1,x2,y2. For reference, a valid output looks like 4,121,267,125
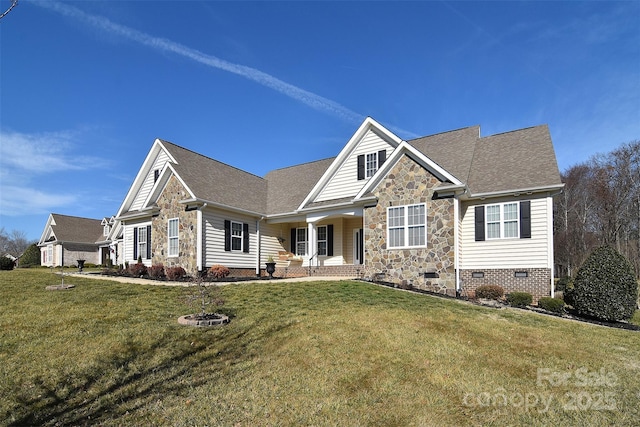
63,272,356,287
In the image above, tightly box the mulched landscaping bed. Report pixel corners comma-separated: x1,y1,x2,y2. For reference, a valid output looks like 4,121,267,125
367,279,640,332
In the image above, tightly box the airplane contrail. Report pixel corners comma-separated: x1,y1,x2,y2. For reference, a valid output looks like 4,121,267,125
33,1,366,123
32,1,420,138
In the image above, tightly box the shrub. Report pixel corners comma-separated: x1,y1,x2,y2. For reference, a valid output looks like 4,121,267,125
128,262,148,277
555,276,572,293
0,256,15,270
506,292,532,307
208,264,230,280
19,244,40,268
571,245,638,322
538,297,565,313
475,285,504,300
148,264,166,280
166,266,187,281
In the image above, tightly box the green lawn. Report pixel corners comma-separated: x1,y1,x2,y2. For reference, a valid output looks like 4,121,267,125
1,269,639,426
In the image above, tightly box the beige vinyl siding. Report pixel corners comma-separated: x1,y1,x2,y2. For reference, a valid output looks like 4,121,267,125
460,196,551,269
315,129,395,202
130,150,170,211
343,217,362,265
259,222,287,265
203,210,257,269
123,222,152,266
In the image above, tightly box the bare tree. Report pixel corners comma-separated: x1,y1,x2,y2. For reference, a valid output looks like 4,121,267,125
0,227,33,257
555,140,640,277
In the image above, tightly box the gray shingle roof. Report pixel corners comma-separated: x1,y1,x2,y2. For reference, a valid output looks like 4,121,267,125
408,126,479,183
409,124,562,195
161,141,268,214
156,123,561,217
50,213,103,243
466,125,562,195
264,157,335,215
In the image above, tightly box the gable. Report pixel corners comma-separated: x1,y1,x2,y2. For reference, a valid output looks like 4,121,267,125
117,140,175,218
299,117,402,209
314,129,395,202
130,149,172,211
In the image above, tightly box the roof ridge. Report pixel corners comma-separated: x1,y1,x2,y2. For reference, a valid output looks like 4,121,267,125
406,125,480,142
266,156,336,174
51,213,101,221
481,124,546,139
158,139,266,181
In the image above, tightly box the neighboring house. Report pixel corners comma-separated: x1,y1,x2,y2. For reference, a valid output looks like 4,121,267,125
111,117,563,301
38,213,106,267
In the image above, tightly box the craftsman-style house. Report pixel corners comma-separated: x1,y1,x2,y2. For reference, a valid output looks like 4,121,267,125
40,117,564,300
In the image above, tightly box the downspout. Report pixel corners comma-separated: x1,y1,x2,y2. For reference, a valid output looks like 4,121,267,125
454,197,461,297
256,217,265,276
196,204,207,272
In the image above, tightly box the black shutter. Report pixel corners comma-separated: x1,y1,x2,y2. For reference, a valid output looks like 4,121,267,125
357,154,365,180
474,206,485,241
520,201,531,239
377,150,386,168
146,225,152,259
224,220,231,251
327,224,334,257
133,227,138,260
290,228,297,254
243,223,250,253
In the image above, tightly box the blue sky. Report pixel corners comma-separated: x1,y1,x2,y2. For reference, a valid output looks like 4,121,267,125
1,1,639,242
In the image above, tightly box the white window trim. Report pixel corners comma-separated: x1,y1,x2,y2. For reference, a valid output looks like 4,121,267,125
231,221,243,252
138,227,148,260
317,225,327,256
366,152,378,178
295,227,307,256
486,202,520,240
387,203,427,249
168,218,179,257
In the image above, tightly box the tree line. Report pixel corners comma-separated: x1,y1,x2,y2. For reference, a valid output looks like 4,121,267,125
554,140,640,278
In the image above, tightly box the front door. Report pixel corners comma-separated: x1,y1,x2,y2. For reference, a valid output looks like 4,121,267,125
353,228,364,265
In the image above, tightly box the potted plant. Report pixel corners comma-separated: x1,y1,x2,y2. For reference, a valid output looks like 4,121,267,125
265,255,276,279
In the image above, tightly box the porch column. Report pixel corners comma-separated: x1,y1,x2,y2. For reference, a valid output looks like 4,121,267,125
308,222,317,266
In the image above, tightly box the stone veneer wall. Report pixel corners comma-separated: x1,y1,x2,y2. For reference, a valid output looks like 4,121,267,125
364,155,456,294
460,268,551,303
152,176,199,274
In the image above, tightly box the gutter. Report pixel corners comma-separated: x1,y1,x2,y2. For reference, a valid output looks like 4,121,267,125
179,198,264,218
469,183,565,200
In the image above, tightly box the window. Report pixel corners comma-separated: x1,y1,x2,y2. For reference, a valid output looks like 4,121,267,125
168,218,179,257
138,227,147,259
103,224,110,237
387,203,426,248
317,226,327,256
357,150,386,180
296,228,307,256
46,245,53,264
231,221,243,251
486,202,519,239
366,153,377,178
224,220,249,253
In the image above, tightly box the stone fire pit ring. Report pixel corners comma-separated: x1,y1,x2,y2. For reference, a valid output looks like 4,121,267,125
178,314,229,327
